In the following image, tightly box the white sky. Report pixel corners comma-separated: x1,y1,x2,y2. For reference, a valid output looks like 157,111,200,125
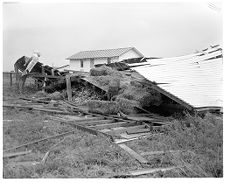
3,1,222,71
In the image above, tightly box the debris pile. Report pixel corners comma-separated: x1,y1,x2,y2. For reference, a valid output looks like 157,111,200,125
84,66,162,114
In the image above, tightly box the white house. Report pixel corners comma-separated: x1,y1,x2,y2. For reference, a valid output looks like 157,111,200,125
66,47,144,72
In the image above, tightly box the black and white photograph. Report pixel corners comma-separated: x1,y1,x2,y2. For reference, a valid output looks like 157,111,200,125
2,0,223,179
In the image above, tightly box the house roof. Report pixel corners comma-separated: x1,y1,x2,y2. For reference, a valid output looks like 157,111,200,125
67,47,143,60
133,46,223,111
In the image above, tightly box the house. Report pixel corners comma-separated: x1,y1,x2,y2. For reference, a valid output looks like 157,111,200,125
66,47,144,72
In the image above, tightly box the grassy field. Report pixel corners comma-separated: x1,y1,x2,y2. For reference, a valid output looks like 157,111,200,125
2,79,223,178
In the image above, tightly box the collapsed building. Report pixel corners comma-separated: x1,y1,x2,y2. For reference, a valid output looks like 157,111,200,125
14,45,223,115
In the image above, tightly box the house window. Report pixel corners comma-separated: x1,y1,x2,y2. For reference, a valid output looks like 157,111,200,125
80,60,84,68
107,58,111,64
90,58,94,68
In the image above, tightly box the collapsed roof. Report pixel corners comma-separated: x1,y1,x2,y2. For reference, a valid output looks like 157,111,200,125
132,46,223,112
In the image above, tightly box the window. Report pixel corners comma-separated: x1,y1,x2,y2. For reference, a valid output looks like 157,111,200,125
80,60,84,68
107,58,111,64
90,58,94,68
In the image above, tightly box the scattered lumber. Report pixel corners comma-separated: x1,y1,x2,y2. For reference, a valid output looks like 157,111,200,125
90,121,138,130
41,137,67,164
128,166,181,176
118,144,148,164
51,119,114,141
126,127,150,134
19,97,50,104
4,130,77,152
3,104,78,115
114,138,139,144
140,150,195,156
3,150,32,158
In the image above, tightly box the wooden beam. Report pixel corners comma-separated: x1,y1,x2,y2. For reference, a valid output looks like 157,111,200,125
3,150,32,158
66,75,72,101
90,121,138,130
118,144,148,164
3,104,77,115
114,138,139,144
19,97,50,104
128,166,180,176
53,120,114,141
126,128,150,135
78,119,114,126
140,150,195,156
28,74,63,79
4,130,77,152
107,124,146,135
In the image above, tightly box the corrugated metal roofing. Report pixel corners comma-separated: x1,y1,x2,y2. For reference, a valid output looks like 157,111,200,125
67,47,140,60
133,47,223,110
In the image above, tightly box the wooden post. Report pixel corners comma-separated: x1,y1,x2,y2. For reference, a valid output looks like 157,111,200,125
9,73,13,86
51,69,55,76
66,75,72,101
42,66,46,92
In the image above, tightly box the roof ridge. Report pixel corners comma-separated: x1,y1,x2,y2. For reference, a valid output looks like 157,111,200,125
77,47,133,53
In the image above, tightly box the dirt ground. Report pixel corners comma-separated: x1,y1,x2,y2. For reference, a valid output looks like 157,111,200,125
2,76,223,178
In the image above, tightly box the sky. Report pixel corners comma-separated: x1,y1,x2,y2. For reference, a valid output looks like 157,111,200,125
3,1,222,71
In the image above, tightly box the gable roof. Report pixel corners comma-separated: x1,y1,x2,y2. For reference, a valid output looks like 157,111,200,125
67,47,143,60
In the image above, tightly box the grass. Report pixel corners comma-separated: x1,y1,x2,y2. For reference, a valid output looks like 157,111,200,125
127,112,223,177
3,79,223,178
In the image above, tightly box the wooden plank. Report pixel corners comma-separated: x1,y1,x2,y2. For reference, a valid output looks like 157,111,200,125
120,132,152,139
4,130,77,152
126,128,150,134
90,121,138,130
140,150,196,156
66,75,72,101
128,166,180,176
19,97,50,104
114,138,138,144
66,117,106,123
3,104,77,115
28,73,64,79
54,120,114,141
3,150,32,158
118,144,148,164
78,119,114,126
109,125,147,135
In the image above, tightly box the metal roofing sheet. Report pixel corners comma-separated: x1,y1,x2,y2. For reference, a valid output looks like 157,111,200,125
133,50,223,109
67,47,137,60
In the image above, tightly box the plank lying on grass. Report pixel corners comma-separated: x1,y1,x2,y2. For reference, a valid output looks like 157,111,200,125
114,138,139,144
52,119,114,141
89,121,138,130
140,150,195,156
126,127,150,134
78,119,115,126
19,97,49,104
3,150,32,158
118,144,148,164
120,132,152,139
107,125,146,135
128,166,181,176
3,104,77,115
4,130,77,152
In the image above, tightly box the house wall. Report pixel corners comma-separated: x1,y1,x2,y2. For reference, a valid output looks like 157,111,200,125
69,57,120,72
119,49,142,61
68,49,142,72
69,59,90,72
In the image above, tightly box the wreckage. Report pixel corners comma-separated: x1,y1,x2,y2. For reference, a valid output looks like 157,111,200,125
14,56,66,91
13,45,223,115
